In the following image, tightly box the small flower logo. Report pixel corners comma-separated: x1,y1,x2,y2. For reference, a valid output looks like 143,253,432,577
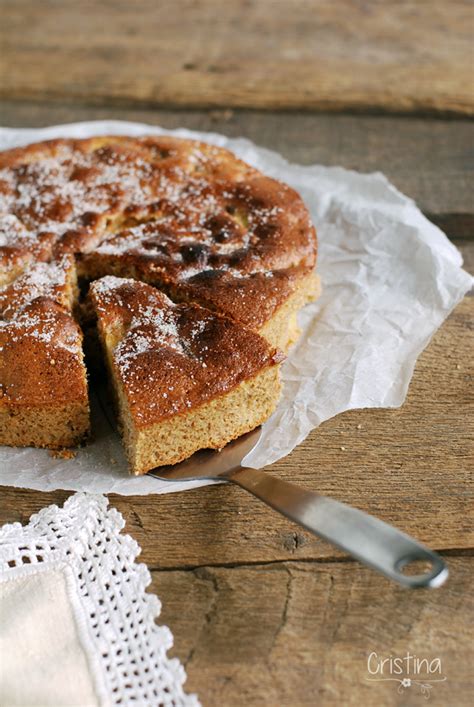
401,678,412,688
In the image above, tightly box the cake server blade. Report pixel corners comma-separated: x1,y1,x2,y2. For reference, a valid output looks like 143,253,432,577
148,428,448,589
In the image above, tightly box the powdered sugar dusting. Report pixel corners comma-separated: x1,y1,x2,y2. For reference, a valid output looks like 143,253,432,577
94,185,280,267
115,311,184,374
90,276,217,396
0,140,162,248
1,136,296,296
0,254,73,318
91,274,134,296
0,306,82,357
0,213,36,248
92,276,186,368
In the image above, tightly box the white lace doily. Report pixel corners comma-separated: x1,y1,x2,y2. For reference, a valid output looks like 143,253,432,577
0,493,200,706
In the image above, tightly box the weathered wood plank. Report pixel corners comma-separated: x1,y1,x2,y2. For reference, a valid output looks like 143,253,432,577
1,102,473,239
1,295,472,567
152,557,474,706
0,1,472,115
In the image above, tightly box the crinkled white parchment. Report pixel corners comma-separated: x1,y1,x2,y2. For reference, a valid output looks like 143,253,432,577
0,120,472,495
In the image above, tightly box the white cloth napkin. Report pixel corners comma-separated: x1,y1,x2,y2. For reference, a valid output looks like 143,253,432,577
0,121,472,495
0,494,199,706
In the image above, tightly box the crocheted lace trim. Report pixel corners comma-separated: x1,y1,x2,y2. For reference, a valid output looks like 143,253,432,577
0,493,199,706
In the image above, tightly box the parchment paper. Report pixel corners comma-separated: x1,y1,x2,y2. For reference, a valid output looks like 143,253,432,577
0,121,471,494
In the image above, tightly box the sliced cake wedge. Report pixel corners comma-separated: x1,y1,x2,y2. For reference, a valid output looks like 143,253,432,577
89,276,284,474
0,255,89,448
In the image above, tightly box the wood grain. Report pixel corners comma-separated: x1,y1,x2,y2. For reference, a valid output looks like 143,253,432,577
153,557,474,705
1,294,472,568
0,1,472,115
1,102,473,240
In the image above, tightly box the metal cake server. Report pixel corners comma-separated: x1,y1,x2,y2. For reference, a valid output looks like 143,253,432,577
148,428,448,588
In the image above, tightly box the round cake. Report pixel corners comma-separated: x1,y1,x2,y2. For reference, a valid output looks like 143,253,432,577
0,135,319,469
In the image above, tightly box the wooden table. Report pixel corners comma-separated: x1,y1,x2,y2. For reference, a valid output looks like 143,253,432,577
1,2,473,705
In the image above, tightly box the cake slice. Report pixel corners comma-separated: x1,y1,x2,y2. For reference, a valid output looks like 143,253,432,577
89,276,284,474
0,256,89,448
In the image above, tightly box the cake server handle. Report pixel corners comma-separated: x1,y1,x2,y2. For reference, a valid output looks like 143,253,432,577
225,466,448,588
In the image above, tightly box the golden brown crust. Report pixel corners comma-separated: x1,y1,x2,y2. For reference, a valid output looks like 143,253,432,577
76,137,317,327
169,264,316,330
0,299,87,406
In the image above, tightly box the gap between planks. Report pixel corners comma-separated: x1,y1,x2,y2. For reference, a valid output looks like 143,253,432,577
146,548,474,574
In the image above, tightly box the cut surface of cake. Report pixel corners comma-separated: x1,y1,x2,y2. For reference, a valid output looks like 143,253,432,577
0,256,89,448
89,276,284,474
